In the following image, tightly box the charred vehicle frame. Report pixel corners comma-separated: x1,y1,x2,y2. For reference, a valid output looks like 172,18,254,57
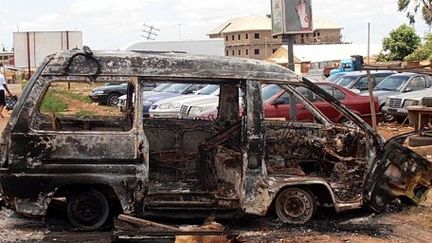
0,47,431,230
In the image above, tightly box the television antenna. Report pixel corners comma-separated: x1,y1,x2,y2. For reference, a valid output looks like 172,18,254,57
141,23,160,40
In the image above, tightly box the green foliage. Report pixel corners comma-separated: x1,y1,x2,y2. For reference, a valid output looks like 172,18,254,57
40,91,68,113
405,33,432,61
398,0,432,25
379,24,421,61
75,110,96,118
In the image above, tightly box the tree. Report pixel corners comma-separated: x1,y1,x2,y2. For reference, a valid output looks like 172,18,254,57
378,24,421,61
398,0,432,25
405,33,432,61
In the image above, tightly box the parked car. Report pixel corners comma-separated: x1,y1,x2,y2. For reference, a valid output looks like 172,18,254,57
326,72,346,83
366,72,432,121
1,48,431,230
382,88,432,121
336,71,395,93
149,84,219,118
142,83,206,116
89,82,128,106
117,83,172,112
187,83,379,126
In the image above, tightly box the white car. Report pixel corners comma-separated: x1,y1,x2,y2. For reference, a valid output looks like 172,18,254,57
382,88,432,120
148,84,219,118
117,83,172,112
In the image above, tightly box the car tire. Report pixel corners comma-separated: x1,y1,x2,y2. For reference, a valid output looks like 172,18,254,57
107,93,121,106
408,135,432,147
275,187,316,224
67,190,110,230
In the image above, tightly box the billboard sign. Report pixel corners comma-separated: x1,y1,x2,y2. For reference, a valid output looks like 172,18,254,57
271,0,313,35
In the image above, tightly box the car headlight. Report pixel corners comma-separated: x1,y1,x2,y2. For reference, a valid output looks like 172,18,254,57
403,99,419,108
189,106,203,116
92,90,105,95
158,102,181,110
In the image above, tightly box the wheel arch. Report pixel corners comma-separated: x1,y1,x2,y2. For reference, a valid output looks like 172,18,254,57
52,183,123,214
267,182,337,215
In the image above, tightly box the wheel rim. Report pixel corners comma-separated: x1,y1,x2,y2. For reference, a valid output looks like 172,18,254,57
67,190,109,230
275,188,315,224
108,95,119,106
383,112,394,122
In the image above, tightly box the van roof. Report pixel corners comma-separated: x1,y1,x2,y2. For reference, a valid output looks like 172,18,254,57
41,48,301,83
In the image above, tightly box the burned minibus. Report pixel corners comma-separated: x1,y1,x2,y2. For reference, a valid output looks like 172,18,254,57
0,48,431,230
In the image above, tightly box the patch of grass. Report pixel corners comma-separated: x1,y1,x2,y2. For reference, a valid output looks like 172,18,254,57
40,92,68,113
75,110,96,118
57,90,93,104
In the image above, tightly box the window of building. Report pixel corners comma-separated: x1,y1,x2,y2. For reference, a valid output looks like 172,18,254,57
232,50,235,56
254,33,260,39
273,48,277,53
232,35,235,41
246,33,249,39
238,34,241,40
238,50,241,55
273,35,278,39
226,50,229,56
225,36,228,41
317,32,321,36
245,49,249,55
254,49,260,55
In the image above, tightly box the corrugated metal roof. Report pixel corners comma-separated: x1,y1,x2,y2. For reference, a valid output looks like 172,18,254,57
208,15,342,36
269,44,382,63
124,40,225,56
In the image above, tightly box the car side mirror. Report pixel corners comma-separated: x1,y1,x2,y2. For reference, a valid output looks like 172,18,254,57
351,89,361,94
405,86,413,92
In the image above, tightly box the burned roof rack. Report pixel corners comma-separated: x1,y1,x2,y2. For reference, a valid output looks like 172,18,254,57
130,50,187,54
63,46,102,81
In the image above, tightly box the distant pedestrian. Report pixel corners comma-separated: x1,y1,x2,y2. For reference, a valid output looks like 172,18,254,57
0,64,13,118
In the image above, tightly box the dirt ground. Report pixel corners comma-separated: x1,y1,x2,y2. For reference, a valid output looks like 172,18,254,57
1,84,432,242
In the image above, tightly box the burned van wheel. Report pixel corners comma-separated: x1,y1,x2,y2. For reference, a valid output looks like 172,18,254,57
67,190,109,230
275,188,316,224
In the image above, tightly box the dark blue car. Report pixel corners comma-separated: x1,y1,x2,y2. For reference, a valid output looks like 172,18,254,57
142,83,206,116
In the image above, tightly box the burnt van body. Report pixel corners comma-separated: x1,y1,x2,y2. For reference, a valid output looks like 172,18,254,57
0,48,431,230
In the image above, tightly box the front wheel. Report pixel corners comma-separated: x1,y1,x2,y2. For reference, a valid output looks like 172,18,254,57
67,190,110,230
107,93,120,106
275,188,316,224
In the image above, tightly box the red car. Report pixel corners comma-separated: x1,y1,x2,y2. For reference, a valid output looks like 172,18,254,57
263,82,380,125
198,83,379,126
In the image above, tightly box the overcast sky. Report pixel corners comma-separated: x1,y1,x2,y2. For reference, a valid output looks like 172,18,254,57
0,0,430,50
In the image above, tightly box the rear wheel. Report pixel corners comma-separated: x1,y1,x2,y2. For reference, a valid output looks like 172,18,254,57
67,190,110,230
275,188,316,224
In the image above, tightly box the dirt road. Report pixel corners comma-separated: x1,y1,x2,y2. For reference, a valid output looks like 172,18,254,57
1,84,432,242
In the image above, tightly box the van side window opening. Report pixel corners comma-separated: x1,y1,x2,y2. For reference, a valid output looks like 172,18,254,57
31,80,134,132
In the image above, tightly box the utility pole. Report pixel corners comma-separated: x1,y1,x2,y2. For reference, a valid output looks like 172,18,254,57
366,22,377,129
141,24,160,41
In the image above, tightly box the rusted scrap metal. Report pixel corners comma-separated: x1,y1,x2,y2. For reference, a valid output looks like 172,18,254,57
113,214,231,243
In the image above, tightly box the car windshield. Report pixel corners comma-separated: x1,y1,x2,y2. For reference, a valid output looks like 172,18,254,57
375,75,410,91
337,76,357,87
196,84,219,95
262,84,283,102
153,83,171,92
163,83,191,93
326,73,344,82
